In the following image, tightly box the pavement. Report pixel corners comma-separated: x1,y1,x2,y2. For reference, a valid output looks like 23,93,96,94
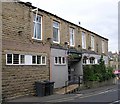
6,84,117,103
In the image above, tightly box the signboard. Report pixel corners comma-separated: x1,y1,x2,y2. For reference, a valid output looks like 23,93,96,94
113,70,120,74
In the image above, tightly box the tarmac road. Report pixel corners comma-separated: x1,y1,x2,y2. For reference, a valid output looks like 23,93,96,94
8,82,120,104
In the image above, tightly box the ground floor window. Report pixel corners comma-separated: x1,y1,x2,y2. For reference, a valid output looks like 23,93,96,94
32,55,46,65
6,53,46,65
89,57,95,64
6,54,25,65
83,56,88,64
54,56,66,65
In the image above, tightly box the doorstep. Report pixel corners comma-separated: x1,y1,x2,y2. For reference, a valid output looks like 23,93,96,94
54,84,79,94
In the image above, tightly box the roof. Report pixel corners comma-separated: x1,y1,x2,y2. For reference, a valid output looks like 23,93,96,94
18,1,108,41
67,48,82,54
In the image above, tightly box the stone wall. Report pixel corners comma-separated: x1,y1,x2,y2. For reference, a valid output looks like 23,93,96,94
2,2,50,100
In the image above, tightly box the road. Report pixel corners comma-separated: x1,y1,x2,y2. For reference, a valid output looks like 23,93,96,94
8,81,120,104
45,84,120,104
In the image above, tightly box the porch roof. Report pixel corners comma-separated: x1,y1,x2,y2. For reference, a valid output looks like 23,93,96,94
67,48,82,55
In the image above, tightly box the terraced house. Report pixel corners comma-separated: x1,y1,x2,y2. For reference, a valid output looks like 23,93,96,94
1,1,108,100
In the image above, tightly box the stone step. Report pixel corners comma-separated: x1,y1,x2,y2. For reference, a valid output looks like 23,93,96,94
55,84,79,94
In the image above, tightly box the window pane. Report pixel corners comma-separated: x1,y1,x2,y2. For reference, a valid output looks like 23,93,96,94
7,54,12,64
91,35,94,50
55,57,57,64
59,57,61,64
33,22,37,38
33,15,36,21
37,16,41,23
70,28,74,46
62,57,65,64
53,21,59,28
34,15,41,23
20,55,25,64
42,56,46,64
32,56,36,64
53,21,59,42
82,32,86,49
102,41,105,53
36,23,41,39
37,56,41,64
53,27,58,42
13,54,19,64
33,15,42,40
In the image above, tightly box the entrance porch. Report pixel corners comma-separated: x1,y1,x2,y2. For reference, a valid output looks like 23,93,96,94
67,48,83,84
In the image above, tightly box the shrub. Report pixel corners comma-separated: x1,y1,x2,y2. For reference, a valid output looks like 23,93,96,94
83,55,115,82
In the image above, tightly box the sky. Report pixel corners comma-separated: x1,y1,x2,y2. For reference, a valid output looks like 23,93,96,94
21,0,118,53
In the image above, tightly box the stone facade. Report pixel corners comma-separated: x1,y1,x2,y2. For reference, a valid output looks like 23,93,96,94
1,1,108,100
108,52,119,70
2,2,50,100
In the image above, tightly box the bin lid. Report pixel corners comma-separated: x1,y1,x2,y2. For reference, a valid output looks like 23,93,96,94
44,80,55,84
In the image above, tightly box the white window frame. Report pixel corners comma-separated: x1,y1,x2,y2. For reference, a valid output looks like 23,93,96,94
6,54,13,65
89,58,95,64
102,40,105,53
6,54,46,65
13,54,19,65
33,15,42,40
53,21,60,43
54,57,58,64
6,54,25,65
41,56,46,65
54,57,66,65
70,28,75,47
91,35,94,51
20,54,25,65
32,55,46,65
82,32,86,49
62,57,66,64
32,55,37,65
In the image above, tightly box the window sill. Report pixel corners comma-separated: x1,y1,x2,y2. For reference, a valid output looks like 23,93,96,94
53,41,60,44
70,45,75,47
32,37,43,43
54,64,66,66
91,49,94,51
6,64,46,66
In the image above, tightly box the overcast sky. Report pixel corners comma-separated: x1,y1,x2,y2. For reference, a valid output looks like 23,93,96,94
21,0,118,53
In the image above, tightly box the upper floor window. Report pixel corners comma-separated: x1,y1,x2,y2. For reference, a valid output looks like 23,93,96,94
70,28,75,46
53,21,60,43
102,40,105,53
91,35,94,51
33,15,42,40
82,32,86,49
96,44,98,53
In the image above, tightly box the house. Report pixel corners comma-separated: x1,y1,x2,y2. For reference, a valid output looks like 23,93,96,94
108,52,119,70
1,1,108,100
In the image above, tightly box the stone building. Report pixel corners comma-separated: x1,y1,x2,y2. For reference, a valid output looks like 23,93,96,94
1,1,108,100
108,52,119,70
